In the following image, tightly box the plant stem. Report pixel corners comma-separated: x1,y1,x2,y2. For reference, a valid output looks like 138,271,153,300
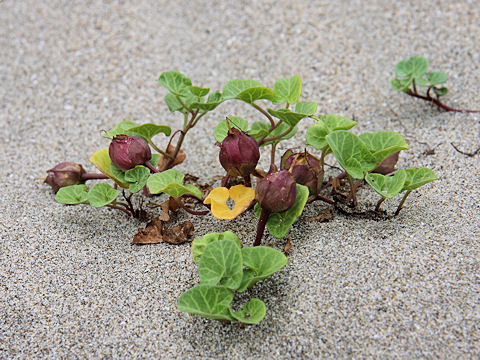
144,161,159,173
251,103,275,127
177,200,209,216
269,142,277,173
375,197,386,212
262,125,294,145
106,204,133,217
450,143,480,157
148,140,170,158
254,208,270,246
412,78,418,95
81,173,109,181
307,194,335,205
406,90,480,113
244,175,252,188
347,175,358,208
394,190,412,216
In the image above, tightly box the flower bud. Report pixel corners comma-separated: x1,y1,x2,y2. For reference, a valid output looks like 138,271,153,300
218,128,260,178
109,134,152,170
281,149,324,195
255,170,297,213
45,162,86,193
373,152,399,175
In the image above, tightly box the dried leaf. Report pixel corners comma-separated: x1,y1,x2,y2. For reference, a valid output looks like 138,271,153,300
302,208,334,223
204,185,255,220
284,238,292,256
157,144,187,170
132,217,194,245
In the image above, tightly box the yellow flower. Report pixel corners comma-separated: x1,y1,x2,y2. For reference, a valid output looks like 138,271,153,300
204,185,255,220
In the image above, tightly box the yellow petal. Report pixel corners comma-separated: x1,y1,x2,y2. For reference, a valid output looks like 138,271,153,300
204,185,255,220
89,148,130,188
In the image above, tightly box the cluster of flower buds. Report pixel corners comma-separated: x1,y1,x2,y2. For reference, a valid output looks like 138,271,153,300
281,149,323,195
218,127,260,180
45,162,86,193
109,135,152,170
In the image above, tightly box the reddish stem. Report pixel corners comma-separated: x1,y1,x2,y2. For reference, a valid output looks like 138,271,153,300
254,208,270,246
81,173,109,181
406,91,480,113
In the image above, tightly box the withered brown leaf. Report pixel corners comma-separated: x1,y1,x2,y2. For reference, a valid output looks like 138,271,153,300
302,208,334,223
132,217,194,245
284,238,292,256
157,144,187,170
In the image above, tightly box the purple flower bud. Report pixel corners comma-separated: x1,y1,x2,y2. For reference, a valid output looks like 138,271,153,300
255,170,297,213
373,152,400,175
45,162,86,193
218,128,260,178
109,134,152,170
281,149,324,195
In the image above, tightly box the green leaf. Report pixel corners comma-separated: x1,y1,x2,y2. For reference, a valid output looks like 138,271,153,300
87,183,121,208
213,117,249,143
359,131,409,165
365,170,407,199
222,79,264,99
395,56,429,78
125,165,150,193
177,284,234,321
110,163,127,183
148,154,161,168
426,71,448,86
326,130,377,179
402,168,438,191
390,78,412,92
158,71,192,96
164,93,184,113
238,246,287,291
190,91,224,111
105,121,138,138
146,169,203,199
237,269,256,293
248,121,297,146
89,148,130,188
189,86,210,97
55,185,89,205
295,101,317,115
230,298,266,324
236,87,275,104
192,231,242,264
198,239,243,290
127,123,171,140
255,184,309,239
267,108,308,127
306,114,358,150
273,75,302,104
433,87,449,97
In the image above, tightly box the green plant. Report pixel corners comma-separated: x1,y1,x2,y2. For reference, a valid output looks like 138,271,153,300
391,56,479,113
178,231,288,324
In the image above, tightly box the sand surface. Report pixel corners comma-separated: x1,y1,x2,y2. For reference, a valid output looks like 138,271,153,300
1,1,479,358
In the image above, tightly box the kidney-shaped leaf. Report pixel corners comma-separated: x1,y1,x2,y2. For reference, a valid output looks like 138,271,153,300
189,86,210,97
402,168,439,191
426,71,448,86
213,117,249,143
306,114,358,150
55,184,89,205
359,131,409,165
192,231,241,264
89,148,130,188
395,56,429,78
158,71,192,96
238,246,287,291
230,298,266,324
190,91,224,111
267,108,308,127
106,120,138,138
124,165,150,193
198,239,243,290
204,185,255,220
177,284,234,321
326,130,377,179
236,87,275,104
295,101,317,116
87,183,121,208
147,169,203,199
222,79,264,99
254,184,309,239
273,75,302,105
366,170,407,199
127,123,171,140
